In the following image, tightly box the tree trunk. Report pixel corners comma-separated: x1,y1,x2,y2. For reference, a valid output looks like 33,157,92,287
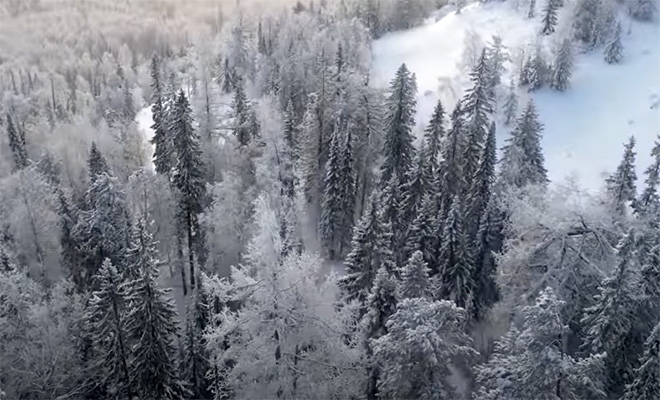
178,231,187,296
188,211,196,290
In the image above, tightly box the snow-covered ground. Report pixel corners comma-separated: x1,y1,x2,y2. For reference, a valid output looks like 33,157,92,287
372,2,660,191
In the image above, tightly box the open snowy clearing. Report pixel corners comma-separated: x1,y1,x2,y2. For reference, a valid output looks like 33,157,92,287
372,2,660,191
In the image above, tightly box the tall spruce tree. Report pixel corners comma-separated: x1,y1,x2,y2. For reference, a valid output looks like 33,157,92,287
57,189,83,288
6,114,28,171
439,196,474,309
74,172,131,289
582,232,643,396
606,136,637,215
461,50,494,185
503,80,519,126
399,250,431,299
551,39,574,91
422,100,445,183
471,202,502,322
604,22,624,64
637,136,660,217
171,90,207,291
623,322,660,400
231,77,253,147
84,259,131,398
124,224,184,400
485,35,509,95
541,0,560,35
438,103,467,219
88,142,110,183
499,100,548,189
404,193,438,274
150,54,173,176
182,282,211,399
467,122,497,239
381,63,417,185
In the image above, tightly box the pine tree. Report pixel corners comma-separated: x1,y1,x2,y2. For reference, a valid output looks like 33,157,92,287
320,127,344,259
220,57,235,93
438,103,467,218
604,22,624,64
527,48,548,91
528,0,537,18
439,195,474,309
470,203,502,322
150,54,173,176
541,0,560,35
381,63,417,185
467,122,496,239
404,193,438,273
551,39,574,91
485,35,509,95
88,142,110,183
57,189,83,288
372,298,476,400
84,259,131,398
171,90,207,292
574,0,601,47
74,172,131,289
400,250,431,299
503,80,519,126
461,50,494,185
121,81,136,124
641,244,660,332
623,322,660,399
124,225,184,400
499,100,548,189
380,174,405,268
637,136,660,217
422,100,445,183
6,114,28,171
582,232,643,395
231,78,253,147
182,283,211,399
606,136,637,215
399,150,427,232
519,55,533,86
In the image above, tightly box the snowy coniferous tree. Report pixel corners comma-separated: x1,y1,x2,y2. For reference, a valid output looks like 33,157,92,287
574,0,601,47
438,103,467,218
461,50,494,185
604,22,624,64
582,232,643,395
220,57,235,93
629,0,657,21
400,250,431,299
381,63,417,185
606,136,637,215
470,203,502,322
400,150,427,231
527,48,549,91
499,100,548,189
339,193,383,305
182,282,211,399
339,125,357,255
641,244,660,326
623,322,660,400
380,173,406,268
74,172,131,288
551,39,574,91
57,189,83,288
528,0,537,18
422,100,445,183
467,122,496,239
637,136,660,217
476,288,606,400
88,142,110,183
438,195,474,309
124,225,184,400
503,80,519,126
404,193,438,273
485,35,509,95
171,90,207,291
372,298,476,400
231,77,253,147
150,54,173,176
541,0,560,35
6,114,28,171
84,259,131,398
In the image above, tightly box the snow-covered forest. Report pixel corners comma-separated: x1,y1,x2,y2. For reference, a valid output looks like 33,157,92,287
0,0,658,398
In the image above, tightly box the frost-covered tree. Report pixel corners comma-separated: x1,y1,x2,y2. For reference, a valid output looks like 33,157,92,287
623,322,660,400
404,193,438,273
499,100,548,189
124,224,184,400
604,22,624,64
503,80,519,126
574,0,602,47
399,250,431,299
150,54,173,176
582,232,643,395
474,288,606,400
527,48,549,91
73,172,131,288
438,195,474,309
372,298,476,400
542,0,560,35
6,114,29,171
88,141,110,183
422,100,445,183
485,35,509,94
84,259,131,398
171,90,207,292
637,136,660,217
438,103,467,217
182,282,211,399
528,0,537,18
471,202,502,322
467,122,497,239
381,63,417,185
606,136,637,215
551,39,574,91
231,78,256,147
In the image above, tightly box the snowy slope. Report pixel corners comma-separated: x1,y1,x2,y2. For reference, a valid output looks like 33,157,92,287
372,2,660,191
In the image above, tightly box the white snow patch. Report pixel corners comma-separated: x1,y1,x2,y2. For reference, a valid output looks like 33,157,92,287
372,2,660,191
